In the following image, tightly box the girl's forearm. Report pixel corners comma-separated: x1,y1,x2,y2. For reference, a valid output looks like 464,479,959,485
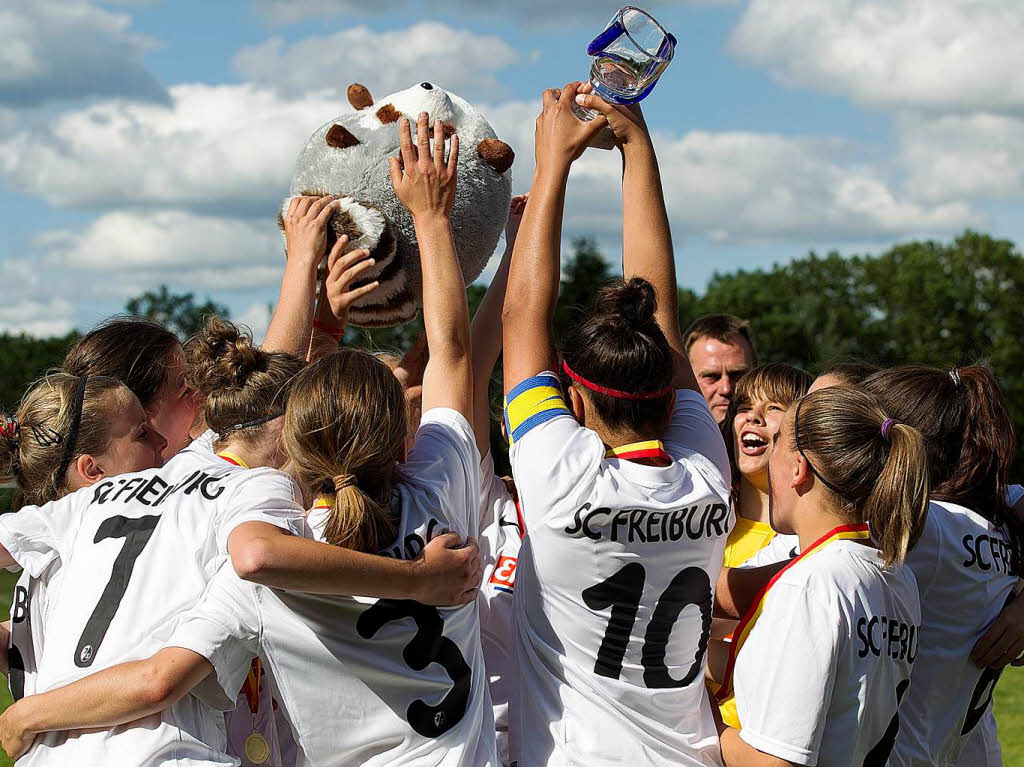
470,244,513,453
263,261,318,356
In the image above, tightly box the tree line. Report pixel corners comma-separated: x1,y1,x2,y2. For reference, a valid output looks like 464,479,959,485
1,230,1021,475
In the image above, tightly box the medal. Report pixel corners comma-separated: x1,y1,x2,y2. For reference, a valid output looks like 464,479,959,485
244,732,271,764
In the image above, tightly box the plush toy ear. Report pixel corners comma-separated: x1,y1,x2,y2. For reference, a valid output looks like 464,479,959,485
477,138,515,174
326,124,360,149
347,83,374,110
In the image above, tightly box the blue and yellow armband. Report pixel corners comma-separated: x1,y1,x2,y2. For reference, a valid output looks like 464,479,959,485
503,373,571,444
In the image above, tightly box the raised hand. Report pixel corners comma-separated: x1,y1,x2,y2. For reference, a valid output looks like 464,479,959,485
534,81,609,173
574,82,650,150
283,195,338,266
388,113,459,221
322,236,379,329
505,193,529,245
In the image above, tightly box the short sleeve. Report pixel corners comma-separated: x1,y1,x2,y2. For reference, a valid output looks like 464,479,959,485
735,581,841,765
401,407,482,537
740,534,799,569
214,469,306,553
478,451,510,534
661,389,729,482
505,372,604,528
0,493,85,577
166,563,260,710
1007,484,1024,507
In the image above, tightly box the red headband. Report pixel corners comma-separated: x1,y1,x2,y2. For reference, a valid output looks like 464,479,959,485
562,360,672,401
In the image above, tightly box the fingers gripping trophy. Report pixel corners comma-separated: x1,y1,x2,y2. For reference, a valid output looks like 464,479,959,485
571,6,676,149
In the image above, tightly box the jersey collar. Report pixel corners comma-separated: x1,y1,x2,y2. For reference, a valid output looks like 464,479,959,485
217,451,250,469
605,440,672,466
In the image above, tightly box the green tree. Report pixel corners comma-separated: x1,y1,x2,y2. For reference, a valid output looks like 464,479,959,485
0,332,79,413
125,285,230,339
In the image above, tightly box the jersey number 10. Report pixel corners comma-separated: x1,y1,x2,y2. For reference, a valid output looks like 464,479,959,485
582,563,712,688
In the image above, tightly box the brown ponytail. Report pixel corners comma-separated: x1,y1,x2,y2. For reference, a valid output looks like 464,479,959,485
0,374,132,507
863,364,1021,574
185,316,304,446
283,350,404,552
793,386,930,566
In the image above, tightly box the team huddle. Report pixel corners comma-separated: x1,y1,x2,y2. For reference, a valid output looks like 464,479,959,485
0,82,1020,767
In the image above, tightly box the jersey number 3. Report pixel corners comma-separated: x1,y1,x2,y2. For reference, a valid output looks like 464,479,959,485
582,563,712,688
74,515,161,668
357,600,471,738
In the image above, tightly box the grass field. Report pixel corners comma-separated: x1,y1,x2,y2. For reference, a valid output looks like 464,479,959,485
0,567,1017,766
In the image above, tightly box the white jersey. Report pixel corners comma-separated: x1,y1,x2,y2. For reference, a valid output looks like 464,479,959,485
892,498,1019,766
0,442,304,767
504,376,731,767
739,532,799,568
6,561,61,703
169,408,498,766
477,451,524,766
735,540,921,767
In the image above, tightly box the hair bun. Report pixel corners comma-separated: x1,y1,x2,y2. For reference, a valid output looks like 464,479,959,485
593,277,658,328
186,316,264,395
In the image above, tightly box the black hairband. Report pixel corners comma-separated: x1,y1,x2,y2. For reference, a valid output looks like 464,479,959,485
793,397,845,495
53,376,88,489
227,410,284,432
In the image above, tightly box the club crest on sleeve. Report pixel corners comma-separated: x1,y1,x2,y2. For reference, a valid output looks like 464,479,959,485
489,555,518,594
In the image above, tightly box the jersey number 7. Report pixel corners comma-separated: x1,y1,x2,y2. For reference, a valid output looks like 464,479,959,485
582,563,712,688
74,515,161,667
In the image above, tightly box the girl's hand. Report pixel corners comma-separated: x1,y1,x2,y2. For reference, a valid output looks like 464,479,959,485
534,81,609,173
389,113,458,221
0,702,34,760
505,193,529,245
410,533,483,606
322,236,379,328
971,589,1024,668
574,82,650,150
283,195,338,268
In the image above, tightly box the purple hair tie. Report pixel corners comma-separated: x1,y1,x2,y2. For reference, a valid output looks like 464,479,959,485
881,418,895,439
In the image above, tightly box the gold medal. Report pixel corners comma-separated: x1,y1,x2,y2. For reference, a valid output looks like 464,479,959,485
244,732,271,764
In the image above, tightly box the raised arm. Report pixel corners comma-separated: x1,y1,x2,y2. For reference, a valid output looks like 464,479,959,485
502,83,608,394
574,88,698,393
0,648,212,760
389,113,472,421
470,194,527,455
308,237,379,361
263,195,337,355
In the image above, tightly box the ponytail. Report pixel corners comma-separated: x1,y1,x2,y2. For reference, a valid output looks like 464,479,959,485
284,350,404,553
862,421,930,567
863,364,1022,575
794,386,930,566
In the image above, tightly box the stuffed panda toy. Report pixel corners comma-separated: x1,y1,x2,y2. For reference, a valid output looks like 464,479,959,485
281,81,515,327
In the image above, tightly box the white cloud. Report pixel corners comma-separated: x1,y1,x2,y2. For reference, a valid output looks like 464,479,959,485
237,302,274,343
0,84,341,214
0,297,76,337
483,99,977,243
731,0,1024,114
898,113,1024,203
251,0,734,25
234,22,522,101
0,0,166,106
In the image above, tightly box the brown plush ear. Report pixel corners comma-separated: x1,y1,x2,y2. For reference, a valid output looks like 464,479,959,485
347,83,373,110
477,139,515,174
376,104,402,124
326,124,360,149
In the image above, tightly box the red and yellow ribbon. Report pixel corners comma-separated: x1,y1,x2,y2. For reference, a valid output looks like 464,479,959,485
605,440,672,466
716,523,872,704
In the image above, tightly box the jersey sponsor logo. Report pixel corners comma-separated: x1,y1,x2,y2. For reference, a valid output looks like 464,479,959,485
962,532,1014,575
856,614,919,663
488,555,518,594
563,502,730,543
91,469,227,508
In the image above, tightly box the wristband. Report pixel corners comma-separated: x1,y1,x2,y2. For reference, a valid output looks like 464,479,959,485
313,320,344,341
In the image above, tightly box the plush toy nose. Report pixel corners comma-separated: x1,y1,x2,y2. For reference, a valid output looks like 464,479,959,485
420,82,433,90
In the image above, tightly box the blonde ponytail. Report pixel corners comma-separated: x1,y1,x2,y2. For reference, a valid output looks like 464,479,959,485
863,421,930,566
284,350,405,553
794,386,931,566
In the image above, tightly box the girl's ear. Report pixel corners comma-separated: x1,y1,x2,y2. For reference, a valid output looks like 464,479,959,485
74,454,105,486
567,385,586,425
792,453,812,491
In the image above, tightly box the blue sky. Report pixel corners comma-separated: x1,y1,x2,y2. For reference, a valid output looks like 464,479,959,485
2,0,1022,337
